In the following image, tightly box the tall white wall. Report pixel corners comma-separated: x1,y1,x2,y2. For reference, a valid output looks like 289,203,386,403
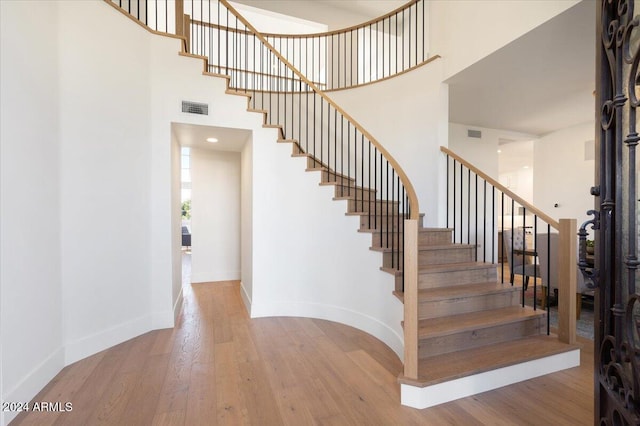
430,0,579,79
329,60,448,226
241,138,253,309
0,3,64,424
59,0,154,364
190,148,242,283
171,130,183,317
533,121,595,227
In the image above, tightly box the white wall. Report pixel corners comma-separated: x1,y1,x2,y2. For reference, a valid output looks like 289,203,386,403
59,0,154,365
190,148,241,283
241,137,253,309
430,0,579,79
329,60,448,226
250,132,405,358
533,121,595,227
171,130,183,317
0,2,64,424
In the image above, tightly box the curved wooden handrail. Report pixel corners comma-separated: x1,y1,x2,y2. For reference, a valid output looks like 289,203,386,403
221,0,420,219
440,146,560,229
260,0,420,39
325,55,440,93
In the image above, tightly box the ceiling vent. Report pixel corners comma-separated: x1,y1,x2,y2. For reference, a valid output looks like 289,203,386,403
467,129,482,139
182,101,209,115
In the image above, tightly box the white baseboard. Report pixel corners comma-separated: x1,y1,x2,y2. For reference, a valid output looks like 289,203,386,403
173,286,184,322
239,281,251,314
251,300,404,360
64,314,154,365
2,347,64,426
401,348,581,409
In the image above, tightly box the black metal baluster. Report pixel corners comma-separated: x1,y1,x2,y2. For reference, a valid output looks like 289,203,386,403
467,168,470,245
533,216,538,311
501,192,504,283
522,207,526,306
510,198,515,285
459,162,463,243
475,173,478,261
453,159,457,243
547,223,551,334
446,155,450,228
483,180,487,262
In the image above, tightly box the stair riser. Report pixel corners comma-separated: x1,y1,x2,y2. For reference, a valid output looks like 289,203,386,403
347,199,399,214
371,230,453,249
382,247,475,268
419,231,453,246
418,291,521,320
359,215,407,232
418,316,545,358
320,170,355,185
334,185,376,200
419,247,475,265
419,267,498,290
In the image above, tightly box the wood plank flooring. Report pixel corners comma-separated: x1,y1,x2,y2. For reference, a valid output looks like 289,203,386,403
11,280,594,425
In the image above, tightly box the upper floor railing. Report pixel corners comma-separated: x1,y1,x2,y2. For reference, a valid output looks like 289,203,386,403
259,0,430,91
109,0,429,91
442,147,580,344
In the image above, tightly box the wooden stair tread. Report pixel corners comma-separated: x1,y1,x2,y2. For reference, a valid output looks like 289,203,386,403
393,281,521,302
417,306,545,338
398,334,580,387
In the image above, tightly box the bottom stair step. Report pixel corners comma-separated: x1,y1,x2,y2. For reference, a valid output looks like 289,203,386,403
398,334,580,388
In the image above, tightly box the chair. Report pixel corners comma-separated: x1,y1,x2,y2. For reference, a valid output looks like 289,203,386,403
537,233,589,315
502,228,539,289
182,226,191,248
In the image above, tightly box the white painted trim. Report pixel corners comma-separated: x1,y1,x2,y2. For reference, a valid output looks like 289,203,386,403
173,286,184,322
2,347,64,425
400,348,580,409
239,281,252,314
251,300,404,360
64,315,154,365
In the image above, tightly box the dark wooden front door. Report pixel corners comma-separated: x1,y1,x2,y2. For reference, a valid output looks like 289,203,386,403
590,0,640,424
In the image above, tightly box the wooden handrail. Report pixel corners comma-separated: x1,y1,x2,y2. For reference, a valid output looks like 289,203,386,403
325,56,440,93
221,0,420,219
207,64,326,87
441,146,559,229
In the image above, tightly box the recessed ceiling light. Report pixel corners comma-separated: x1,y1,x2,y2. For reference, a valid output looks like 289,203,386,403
206,137,219,143
497,149,502,153
523,165,530,169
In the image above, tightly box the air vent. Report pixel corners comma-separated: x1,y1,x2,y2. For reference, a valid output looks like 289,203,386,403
182,101,209,115
467,129,482,139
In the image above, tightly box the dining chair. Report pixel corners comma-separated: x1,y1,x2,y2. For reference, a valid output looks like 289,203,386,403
502,228,539,289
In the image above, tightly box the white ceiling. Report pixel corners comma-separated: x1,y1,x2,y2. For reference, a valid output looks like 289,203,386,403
172,123,251,152
447,0,596,136
230,0,407,29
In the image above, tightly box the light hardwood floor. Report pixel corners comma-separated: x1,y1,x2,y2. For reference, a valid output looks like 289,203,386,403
12,280,594,425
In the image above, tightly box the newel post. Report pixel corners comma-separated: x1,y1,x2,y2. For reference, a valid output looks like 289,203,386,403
558,218,577,344
403,219,419,380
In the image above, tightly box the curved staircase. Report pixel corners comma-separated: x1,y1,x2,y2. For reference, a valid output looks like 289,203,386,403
107,0,582,410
